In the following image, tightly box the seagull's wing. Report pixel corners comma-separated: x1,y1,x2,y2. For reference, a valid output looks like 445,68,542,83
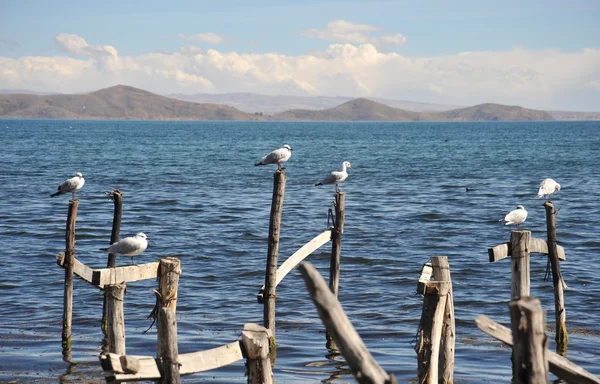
261,148,289,165
320,170,347,185
60,177,80,193
110,237,145,256
504,209,527,225
537,179,552,197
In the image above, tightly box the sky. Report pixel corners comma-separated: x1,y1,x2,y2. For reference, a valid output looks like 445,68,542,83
1,0,599,111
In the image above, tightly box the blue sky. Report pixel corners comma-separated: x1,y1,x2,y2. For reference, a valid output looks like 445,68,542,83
1,0,599,110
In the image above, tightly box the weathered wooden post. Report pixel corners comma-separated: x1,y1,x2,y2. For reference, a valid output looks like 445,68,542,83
510,230,531,300
264,168,286,355
102,190,123,354
105,283,126,355
158,307,180,384
431,256,455,384
62,199,79,362
329,191,345,297
543,201,568,354
241,323,274,384
157,257,181,370
299,262,396,384
509,297,549,384
415,276,450,384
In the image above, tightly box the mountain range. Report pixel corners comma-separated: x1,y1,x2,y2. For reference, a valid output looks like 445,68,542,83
0,85,588,121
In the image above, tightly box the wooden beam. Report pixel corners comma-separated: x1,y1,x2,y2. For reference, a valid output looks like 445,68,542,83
93,262,160,287
510,230,531,300
299,262,395,384
488,239,565,263
56,254,159,288
475,315,600,384
241,323,273,384
158,308,180,384
105,284,126,355
56,253,94,285
100,341,244,382
62,199,78,363
257,230,332,303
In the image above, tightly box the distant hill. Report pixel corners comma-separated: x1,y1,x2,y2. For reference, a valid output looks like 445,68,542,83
436,103,553,121
547,110,600,121
167,92,462,114
0,85,562,121
273,98,436,121
0,85,261,120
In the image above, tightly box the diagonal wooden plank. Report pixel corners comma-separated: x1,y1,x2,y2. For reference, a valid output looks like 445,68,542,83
475,315,600,384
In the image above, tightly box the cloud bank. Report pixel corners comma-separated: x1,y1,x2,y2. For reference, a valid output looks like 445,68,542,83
1,32,599,110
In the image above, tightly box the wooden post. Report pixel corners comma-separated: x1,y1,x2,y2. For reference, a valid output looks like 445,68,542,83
329,191,345,297
509,297,549,384
102,190,123,354
431,256,455,384
510,230,531,300
158,307,180,384
299,262,395,384
544,201,568,354
158,257,181,366
264,169,286,348
61,199,79,363
105,284,126,355
416,280,450,384
241,323,274,384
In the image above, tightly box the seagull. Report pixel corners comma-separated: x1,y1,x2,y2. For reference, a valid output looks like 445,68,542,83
50,172,85,199
315,161,351,192
255,144,293,169
537,178,561,199
503,205,528,228
100,233,149,265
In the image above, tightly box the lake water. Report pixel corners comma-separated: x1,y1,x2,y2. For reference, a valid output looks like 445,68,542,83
0,119,599,383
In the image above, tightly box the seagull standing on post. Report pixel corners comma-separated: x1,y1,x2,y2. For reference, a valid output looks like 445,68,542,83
503,205,528,228
50,172,85,199
315,161,352,192
537,178,561,199
255,144,293,169
100,233,149,265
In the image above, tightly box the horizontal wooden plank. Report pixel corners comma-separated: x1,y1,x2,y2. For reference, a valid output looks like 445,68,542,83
475,315,600,384
92,262,160,287
258,230,332,303
56,253,94,285
101,341,244,382
488,239,565,263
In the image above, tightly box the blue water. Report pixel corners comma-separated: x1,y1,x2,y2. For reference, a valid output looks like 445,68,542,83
0,119,599,383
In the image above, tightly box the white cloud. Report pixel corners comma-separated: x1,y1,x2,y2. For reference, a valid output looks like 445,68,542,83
300,20,407,48
1,33,599,110
178,33,225,45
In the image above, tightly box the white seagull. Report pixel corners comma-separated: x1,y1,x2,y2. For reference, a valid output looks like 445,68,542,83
315,161,352,192
537,178,561,199
51,172,85,199
255,144,293,169
101,233,149,265
503,205,528,228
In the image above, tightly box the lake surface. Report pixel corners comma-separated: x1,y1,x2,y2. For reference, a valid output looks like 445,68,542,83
0,119,599,383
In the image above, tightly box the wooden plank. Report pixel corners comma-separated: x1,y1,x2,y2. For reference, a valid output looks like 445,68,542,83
106,284,126,355
100,342,245,381
257,230,332,303
475,315,600,384
92,262,160,287
62,199,78,363
299,262,394,384
56,253,94,285
329,191,345,297
489,239,565,263
158,308,180,383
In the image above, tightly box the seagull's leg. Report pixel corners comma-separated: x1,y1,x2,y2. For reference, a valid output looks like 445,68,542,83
131,257,134,266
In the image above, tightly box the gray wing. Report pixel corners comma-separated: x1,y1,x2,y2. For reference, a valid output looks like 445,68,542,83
109,237,145,256
320,170,346,185
261,148,288,165
59,177,79,193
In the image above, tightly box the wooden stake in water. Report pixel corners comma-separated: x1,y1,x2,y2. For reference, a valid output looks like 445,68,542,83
62,199,79,362
327,191,345,347
264,169,286,340
102,189,123,354
543,201,568,354
510,230,531,300
158,257,181,365
158,307,180,384
105,283,126,355
509,297,549,384
431,256,455,384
